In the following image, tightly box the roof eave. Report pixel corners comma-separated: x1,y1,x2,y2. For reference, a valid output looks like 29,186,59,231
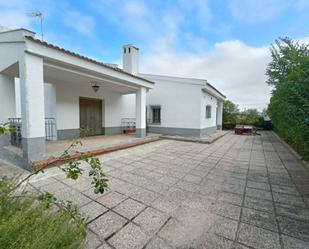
24,36,154,86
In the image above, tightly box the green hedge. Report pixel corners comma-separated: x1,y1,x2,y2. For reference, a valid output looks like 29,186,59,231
266,38,309,160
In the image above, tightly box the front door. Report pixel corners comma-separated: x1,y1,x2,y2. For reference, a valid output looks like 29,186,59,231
79,97,102,136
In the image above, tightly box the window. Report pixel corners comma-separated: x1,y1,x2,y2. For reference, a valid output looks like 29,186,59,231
152,106,161,123
206,105,211,119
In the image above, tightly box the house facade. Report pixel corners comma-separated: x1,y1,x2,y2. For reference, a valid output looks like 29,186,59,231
121,44,225,137
0,28,225,167
0,29,153,167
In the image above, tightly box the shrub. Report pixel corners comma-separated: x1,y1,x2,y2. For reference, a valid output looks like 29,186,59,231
0,178,87,249
266,38,309,160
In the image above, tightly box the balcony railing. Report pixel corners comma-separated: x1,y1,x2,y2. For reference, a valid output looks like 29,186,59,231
8,118,56,147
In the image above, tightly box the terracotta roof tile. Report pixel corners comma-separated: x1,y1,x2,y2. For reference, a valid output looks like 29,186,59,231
25,36,154,84
206,82,226,98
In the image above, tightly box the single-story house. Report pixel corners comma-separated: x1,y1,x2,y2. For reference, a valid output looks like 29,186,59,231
121,44,225,137
0,28,225,167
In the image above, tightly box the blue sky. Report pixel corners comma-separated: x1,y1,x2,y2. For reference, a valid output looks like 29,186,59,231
1,0,309,110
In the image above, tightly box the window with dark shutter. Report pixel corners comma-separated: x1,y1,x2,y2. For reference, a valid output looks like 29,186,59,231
206,105,211,119
152,107,161,123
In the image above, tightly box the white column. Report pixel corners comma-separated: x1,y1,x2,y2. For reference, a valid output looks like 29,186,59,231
19,53,45,167
217,101,223,130
135,87,146,138
0,74,15,123
0,74,15,147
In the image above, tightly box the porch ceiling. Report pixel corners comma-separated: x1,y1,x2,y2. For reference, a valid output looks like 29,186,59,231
43,62,138,94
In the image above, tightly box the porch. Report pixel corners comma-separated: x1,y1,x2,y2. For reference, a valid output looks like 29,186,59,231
0,29,154,169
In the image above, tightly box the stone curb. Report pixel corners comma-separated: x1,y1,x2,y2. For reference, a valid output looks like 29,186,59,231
33,136,161,170
161,131,229,144
272,131,309,169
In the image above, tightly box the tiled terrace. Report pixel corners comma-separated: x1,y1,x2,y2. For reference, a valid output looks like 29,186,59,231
16,131,309,248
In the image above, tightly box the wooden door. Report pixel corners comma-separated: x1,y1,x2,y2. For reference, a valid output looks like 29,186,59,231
79,97,102,136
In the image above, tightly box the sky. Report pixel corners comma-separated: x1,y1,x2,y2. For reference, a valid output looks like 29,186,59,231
1,0,309,111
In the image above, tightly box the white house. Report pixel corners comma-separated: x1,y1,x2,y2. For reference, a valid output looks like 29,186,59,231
0,28,225,167
0,29,153,166
121,44,225,137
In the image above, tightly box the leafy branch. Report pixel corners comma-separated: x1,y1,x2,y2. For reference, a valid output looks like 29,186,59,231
13,126,108,195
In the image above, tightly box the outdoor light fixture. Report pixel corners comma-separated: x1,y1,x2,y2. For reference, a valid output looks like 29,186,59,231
91,83,100,92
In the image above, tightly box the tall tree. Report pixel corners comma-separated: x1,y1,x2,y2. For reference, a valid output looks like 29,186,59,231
266,38,309,159
223,100,239,124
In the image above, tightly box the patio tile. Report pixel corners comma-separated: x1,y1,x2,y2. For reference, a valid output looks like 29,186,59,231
79,201,108,222
97,191,128,208
143,181,170,195
133,207,169,235
211,201,241,220
247,181,271,191
151,196,181,214
217,192,243,206
241,207,278,232
271,184,300,196
83,230,103,249
113,198,146,219
88,211,127,239
237,223,281,249
245,188,272,201
243,196,274,213
182,174,203,184
82,187,110,200
131,188,160,205
108,223,150,249
97,243,113,249
52,188,92,207
208,216,238,240
278,216,309,241
158,218,192,248
232,243,251,249
145,237,173,249
202,234,234,249
275,203,309,221
281,235,309,249
272,192,306,208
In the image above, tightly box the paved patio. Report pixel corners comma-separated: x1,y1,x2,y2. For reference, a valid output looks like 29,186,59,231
20,131,309,248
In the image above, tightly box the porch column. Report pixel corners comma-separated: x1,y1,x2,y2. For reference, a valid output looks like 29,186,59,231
217,100,223,130
0,74,15,123
0,74,15,147
135,87,146,138
19,53,45,168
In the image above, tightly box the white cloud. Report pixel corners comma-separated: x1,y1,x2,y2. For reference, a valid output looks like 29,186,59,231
0,0,32,29
141,40,273,111
0,10,30,28
64,11,95,36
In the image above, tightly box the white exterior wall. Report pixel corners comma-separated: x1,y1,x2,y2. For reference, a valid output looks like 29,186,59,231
0,74,15,123
200,91,218,129
144,76,202,129
121,94,136,118
53,81,133,130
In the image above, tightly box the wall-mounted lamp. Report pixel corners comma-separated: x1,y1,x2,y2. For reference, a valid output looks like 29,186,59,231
91,83,100,92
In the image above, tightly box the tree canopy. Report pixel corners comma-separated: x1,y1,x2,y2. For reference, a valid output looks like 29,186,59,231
266,38,309,160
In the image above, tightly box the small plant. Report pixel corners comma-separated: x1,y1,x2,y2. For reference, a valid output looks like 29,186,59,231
0,125,109,248
16,126,108,195
0,178,87,249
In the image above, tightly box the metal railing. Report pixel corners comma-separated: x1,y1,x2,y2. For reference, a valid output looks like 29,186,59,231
121,118,136,129
8,118,22,147
45,118,56,141
8,118,56,146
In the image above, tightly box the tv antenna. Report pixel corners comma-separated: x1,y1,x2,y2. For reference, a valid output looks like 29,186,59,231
28,11,44,41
